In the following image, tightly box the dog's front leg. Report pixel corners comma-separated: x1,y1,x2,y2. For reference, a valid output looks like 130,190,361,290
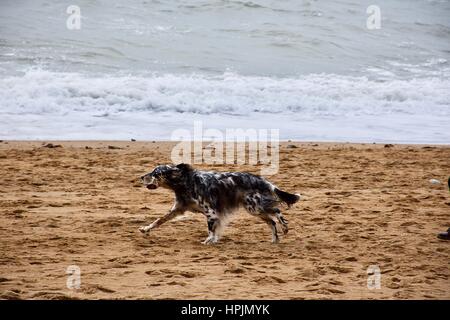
139,205,184,234
202,211,221,245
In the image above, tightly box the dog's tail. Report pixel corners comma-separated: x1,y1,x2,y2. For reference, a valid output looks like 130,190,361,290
274,188,301,207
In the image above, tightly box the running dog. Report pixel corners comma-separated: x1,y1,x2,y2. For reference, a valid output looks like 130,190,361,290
139,164,300,244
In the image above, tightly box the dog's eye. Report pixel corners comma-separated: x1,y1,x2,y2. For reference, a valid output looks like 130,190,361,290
169,170,181,177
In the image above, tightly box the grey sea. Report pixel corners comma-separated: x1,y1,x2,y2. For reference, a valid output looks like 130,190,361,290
0,0,449,142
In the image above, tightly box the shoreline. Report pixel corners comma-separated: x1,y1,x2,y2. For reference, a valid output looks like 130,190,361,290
1,140,450,146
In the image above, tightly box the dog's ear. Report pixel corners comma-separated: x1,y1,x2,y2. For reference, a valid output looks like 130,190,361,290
175,163,193,172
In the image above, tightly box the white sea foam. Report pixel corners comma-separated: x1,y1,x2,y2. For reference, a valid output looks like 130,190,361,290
0,69,449,142
2,69,450,116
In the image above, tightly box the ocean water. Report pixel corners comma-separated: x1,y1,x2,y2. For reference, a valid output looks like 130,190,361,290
0,0,449,142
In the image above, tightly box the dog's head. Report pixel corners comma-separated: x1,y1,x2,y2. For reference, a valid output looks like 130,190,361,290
140,164,192,190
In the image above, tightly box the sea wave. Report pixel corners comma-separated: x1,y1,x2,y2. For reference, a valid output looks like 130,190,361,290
1,69,449,118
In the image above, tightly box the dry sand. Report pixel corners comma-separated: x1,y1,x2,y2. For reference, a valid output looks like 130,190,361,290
0,141,449,300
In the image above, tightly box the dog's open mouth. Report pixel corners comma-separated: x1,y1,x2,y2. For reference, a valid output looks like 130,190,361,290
146,184,157,190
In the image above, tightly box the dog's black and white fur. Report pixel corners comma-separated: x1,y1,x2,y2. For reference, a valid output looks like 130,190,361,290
139,164,300,244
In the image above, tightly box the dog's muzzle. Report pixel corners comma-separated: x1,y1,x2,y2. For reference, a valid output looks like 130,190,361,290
141,175,159,190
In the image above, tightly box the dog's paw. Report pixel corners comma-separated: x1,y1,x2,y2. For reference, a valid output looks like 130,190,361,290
139,226,151,234
202,236,218,245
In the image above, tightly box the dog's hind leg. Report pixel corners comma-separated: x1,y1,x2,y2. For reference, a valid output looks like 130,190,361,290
139,204,184,234
244,193,283,243
259,215,279,244
258,198,289,235
272,208,289,235
261,208,288,235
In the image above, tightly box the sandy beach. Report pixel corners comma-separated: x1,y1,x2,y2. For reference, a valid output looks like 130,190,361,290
0,141,449,300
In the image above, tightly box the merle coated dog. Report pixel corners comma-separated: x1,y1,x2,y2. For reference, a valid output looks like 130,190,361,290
139,164,300,244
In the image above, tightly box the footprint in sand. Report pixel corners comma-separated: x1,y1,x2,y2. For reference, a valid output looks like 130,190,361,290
224,266,246,274
165,281,186,286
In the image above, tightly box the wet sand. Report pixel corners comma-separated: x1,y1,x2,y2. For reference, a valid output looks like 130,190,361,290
0,141,449,299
